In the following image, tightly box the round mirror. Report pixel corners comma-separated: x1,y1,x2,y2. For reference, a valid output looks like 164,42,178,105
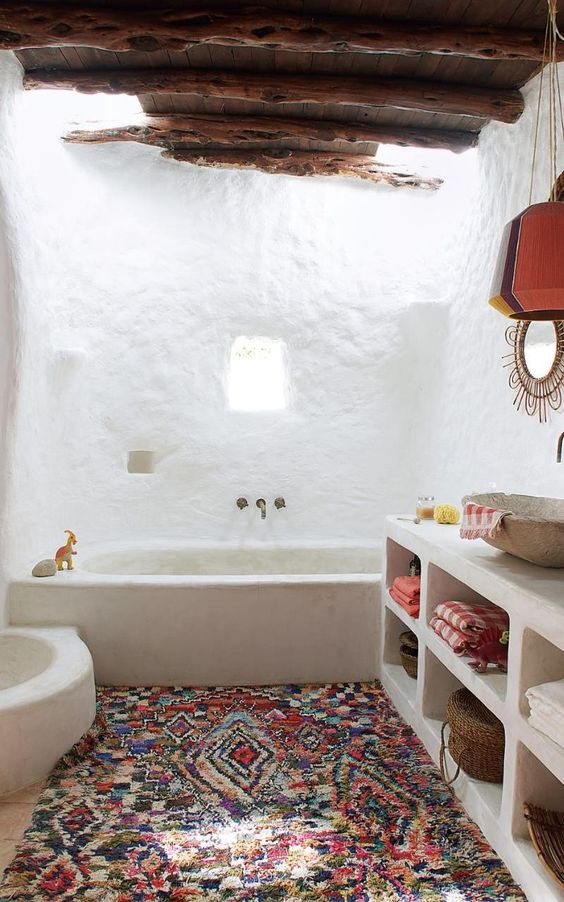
524,321,558,378
504,320,564,421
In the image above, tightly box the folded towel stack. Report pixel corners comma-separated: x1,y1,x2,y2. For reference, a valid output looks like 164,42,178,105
430,599,509,656
389,575,420,618
527,679,564,750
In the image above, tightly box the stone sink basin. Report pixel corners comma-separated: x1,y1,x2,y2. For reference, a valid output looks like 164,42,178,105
463,493,564,568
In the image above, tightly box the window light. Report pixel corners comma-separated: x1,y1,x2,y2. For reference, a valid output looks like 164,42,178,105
228,337,287,411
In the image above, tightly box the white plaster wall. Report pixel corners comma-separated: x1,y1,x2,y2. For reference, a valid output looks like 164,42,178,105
416,64,564,505
2,54,562,575
0,55,19,620
1,61,472,570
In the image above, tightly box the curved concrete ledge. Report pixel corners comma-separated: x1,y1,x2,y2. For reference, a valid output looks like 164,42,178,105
0,627,95,797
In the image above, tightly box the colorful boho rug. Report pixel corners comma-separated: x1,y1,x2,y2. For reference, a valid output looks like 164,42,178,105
0,683,525,901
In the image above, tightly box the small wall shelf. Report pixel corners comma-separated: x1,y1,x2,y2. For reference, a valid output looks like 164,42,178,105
381,516,564,902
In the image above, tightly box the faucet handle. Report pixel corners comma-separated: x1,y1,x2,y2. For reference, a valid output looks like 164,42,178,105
236,497,248,509
274,497,286,509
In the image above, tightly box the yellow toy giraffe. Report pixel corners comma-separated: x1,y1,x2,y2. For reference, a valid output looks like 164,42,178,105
55,530,78,571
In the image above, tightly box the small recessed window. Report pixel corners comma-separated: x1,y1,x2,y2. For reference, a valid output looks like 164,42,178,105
228,337,287,411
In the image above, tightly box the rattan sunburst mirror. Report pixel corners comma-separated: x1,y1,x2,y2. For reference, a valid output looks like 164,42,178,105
504,320,564,422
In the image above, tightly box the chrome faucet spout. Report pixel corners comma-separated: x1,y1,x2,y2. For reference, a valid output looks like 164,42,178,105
256,498,267,519
557,432,564,463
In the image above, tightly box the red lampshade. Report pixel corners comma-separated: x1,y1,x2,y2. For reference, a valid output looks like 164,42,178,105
489,202,564,320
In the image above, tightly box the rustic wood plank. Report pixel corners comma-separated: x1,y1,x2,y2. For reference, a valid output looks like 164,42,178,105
161,147,443,188
63,111,478,152
23,67,523,123
0,3,558,61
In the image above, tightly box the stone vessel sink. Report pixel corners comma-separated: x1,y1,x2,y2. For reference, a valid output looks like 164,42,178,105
464,493,564,568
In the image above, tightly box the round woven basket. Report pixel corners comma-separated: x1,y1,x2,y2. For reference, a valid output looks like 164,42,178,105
399,630,418,651
400,644,418,678
440,688,504,785
524,802,564,889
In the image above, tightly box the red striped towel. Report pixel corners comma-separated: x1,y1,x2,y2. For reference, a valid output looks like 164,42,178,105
430,616,482,655
434,599,509,635
460,502,510,540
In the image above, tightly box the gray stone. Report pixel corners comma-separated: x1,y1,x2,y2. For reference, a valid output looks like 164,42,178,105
32,559,57,578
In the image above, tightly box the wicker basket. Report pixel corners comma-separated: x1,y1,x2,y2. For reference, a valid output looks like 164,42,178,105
524,803,564,890
400,645,418,678
439,688,504,786
399,631,418,678
399,630,418,651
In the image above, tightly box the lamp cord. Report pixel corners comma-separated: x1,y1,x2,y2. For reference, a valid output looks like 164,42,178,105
528,12,550,204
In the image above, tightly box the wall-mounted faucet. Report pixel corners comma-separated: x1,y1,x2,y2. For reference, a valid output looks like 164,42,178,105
557,433,564,463
236,497,286,518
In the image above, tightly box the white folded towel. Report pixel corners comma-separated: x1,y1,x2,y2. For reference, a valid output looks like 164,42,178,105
526,678,564,712
528,711,564,750
528,700,564,726
526,679,564,750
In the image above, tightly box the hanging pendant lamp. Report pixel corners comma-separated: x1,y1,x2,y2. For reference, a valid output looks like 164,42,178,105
489,0,564,321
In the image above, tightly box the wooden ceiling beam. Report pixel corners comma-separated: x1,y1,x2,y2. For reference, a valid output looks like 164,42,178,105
0,3,558,62
63,113,478,154
161,148,442,189
24,68,523,124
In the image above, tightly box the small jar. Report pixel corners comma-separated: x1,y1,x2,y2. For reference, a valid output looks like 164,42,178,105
416,495,435,520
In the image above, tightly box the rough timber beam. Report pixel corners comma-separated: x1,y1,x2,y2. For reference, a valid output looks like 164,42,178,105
24,68,524,124
161,148,443,188
0,3,558,61
63,113,478,154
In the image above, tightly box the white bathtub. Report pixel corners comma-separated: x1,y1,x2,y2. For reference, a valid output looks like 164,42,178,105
10,542,381,687
0,627,95,796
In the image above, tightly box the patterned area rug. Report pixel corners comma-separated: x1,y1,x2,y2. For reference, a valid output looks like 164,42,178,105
1,683,525,901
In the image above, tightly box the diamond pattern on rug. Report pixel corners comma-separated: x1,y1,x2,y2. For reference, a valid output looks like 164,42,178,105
0,683,526,901
190,712,278,806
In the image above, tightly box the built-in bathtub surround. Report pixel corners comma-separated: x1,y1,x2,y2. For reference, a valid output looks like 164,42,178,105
10,541,381,686
0,683,525,900
0,627,95,797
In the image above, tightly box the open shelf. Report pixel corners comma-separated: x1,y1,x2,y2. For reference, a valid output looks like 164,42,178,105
420,648,503,819
512,743,564,841
421,645,464,720
382,662,417,714
382,516,564,902
426,561,510,628
513,838,564,902
520,714,564,787
382,605,418,716
424,626,506,719
384,590,420,634
442,728,504,819
385,537,418,591
383,605,418,670
519,627,564,717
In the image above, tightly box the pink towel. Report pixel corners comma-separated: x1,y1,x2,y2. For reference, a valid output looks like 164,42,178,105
390,588,420,618
391,585,420,607
434,599,509,635
460,502,510,540
393,575,421,599
430,616,482,655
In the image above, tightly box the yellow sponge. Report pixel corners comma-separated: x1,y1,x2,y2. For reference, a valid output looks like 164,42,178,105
434,504,460,525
